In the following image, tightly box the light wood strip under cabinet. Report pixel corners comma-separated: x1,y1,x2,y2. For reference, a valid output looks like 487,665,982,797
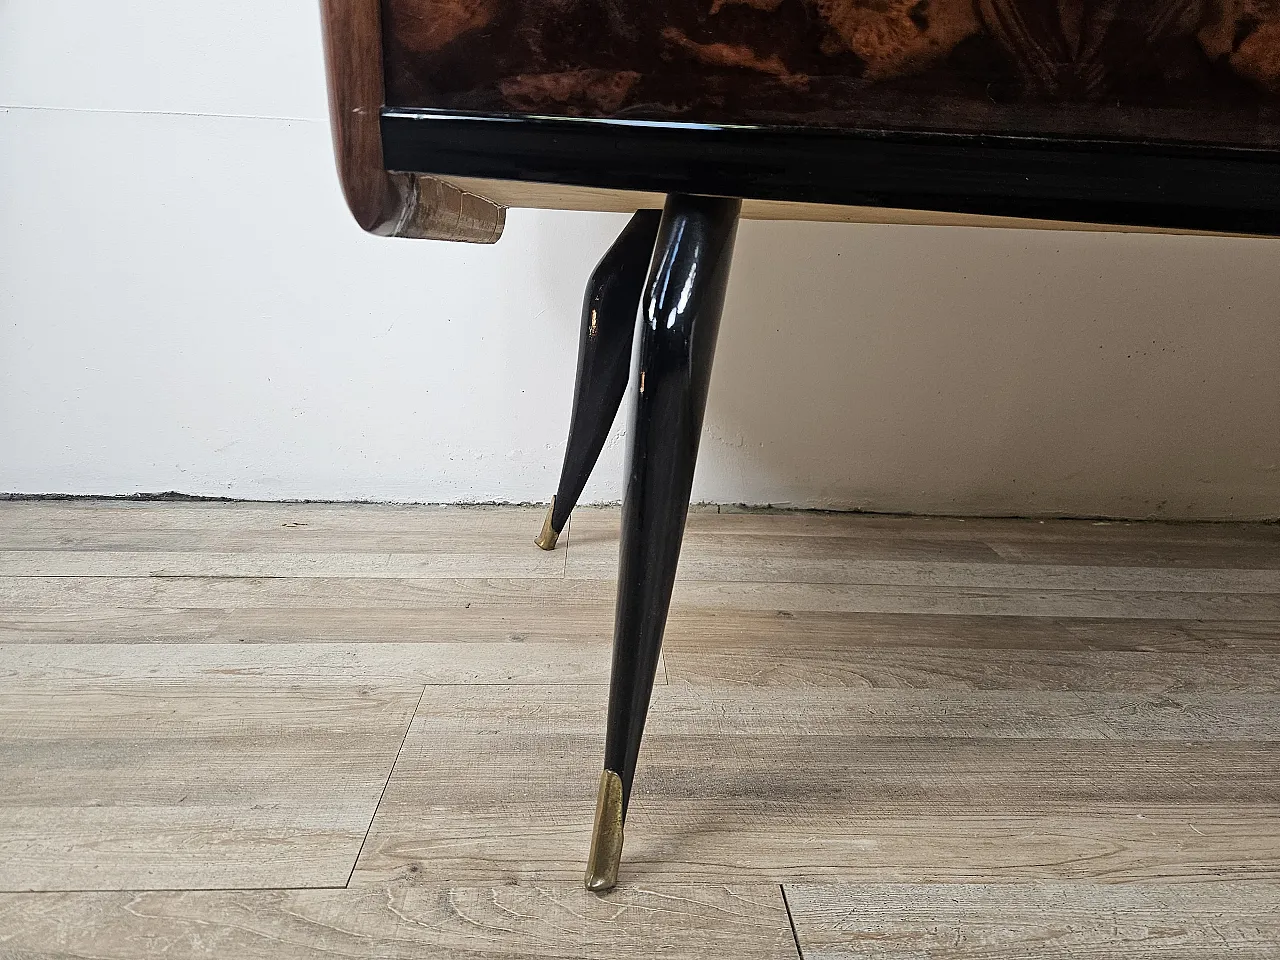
443,177,1266,238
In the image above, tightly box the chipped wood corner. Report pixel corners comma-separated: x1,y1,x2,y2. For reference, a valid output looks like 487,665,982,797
318,0,505,244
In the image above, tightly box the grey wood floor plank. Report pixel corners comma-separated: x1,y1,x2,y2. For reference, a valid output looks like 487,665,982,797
370,727,1280,813
784,881,1280,959
0,681,421,892
565,519,1009,565
566,538,1280,590
0,550,567,579
0,577,620,611
7,502,1274,562
0,604,618,644
349,687,1280,885
0,526,558,554
663,638,1280,690
404,684,1280,741
0,502,553,537
0,884,796,959
0,503,565,578
6,577,1280,619
567,508,1280,545
660,611,1280,660
565,511,1280,585
0,640,647,685
987,538,1280,569
666,611,1280,654
7,629,1271,692
4,682,419,737
658,581,1280,620
5,607,1278,659
356,807,1280,886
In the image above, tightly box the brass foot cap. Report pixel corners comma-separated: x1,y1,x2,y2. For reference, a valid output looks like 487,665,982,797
584,770,624,892
534,499,560,551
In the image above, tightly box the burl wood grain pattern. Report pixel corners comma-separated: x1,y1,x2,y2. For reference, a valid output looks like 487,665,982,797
382,0,1280,145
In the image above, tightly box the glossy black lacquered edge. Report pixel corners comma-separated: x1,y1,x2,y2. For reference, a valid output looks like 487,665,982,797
381,109,1280,235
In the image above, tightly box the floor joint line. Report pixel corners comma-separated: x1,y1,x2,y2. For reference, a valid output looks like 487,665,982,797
780,883,805,960
345,683,426,888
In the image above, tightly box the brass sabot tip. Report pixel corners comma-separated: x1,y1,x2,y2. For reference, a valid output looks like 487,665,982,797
534,499,559,551
584,770,624,892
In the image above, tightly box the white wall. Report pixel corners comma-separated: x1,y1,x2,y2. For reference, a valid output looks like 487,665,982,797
2,1,1278,519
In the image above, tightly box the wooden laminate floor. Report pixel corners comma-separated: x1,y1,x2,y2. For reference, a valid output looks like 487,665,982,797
1,501,1278,958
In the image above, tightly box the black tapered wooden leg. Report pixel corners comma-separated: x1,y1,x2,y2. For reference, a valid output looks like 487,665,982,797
536,210,663,550
585,195,741,891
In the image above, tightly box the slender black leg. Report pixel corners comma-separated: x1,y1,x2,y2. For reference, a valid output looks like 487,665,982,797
585,195,741,891
536,210,663,550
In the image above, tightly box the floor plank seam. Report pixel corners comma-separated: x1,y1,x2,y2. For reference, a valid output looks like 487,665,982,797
780,884,805,960
344,683,427,888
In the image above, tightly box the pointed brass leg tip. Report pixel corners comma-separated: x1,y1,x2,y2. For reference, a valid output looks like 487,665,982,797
534,500,560,551
584,867,617,893
584,770,624,893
